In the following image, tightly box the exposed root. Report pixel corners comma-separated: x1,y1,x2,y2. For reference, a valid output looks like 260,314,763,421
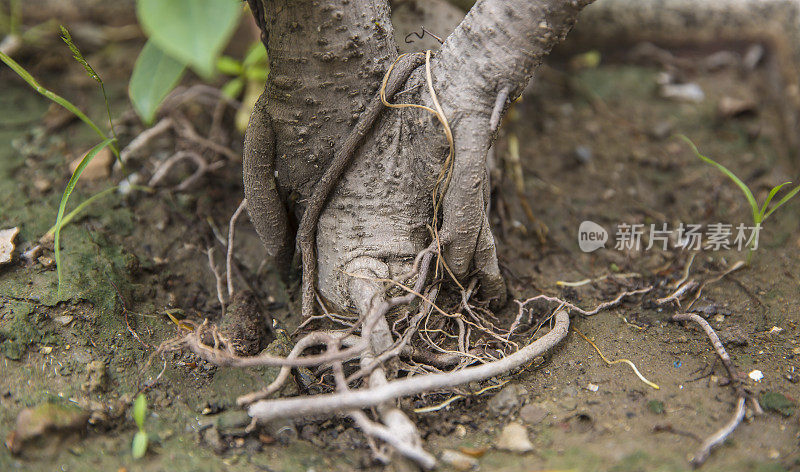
573,327,659,390
157,238,662,466
226,199,247,298
657,259,744,308
148,150,224,191
671,312,762,467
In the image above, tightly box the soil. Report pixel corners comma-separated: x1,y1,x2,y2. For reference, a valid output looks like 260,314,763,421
1,18,799,472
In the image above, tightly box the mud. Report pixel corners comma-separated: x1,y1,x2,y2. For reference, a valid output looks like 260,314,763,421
1,26,799,472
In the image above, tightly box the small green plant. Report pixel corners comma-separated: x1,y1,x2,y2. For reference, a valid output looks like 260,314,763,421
129,0,242,123
0,26,135,295
131,393,149,459
216,41,268,99
680,135,800,262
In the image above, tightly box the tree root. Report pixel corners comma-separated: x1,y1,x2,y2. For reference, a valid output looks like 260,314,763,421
671,312,762,467
155,238,661,467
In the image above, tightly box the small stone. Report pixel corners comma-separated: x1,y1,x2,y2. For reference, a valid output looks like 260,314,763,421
586,383,599,392
33,178,52,192
454,424,467,438
68,146,113,181
717,96,757,118
20,245,42,263
0,227,19,265
495,422,534,452
38,256,55,268
650,121,673,140
560,398,577,412
660,83,705,103
572,146,593,165
5,403,89,455
718,326,749,346
519,404,547,425
440,449,478,471
748,370,764,382
487,384,525,416
53,315,73,326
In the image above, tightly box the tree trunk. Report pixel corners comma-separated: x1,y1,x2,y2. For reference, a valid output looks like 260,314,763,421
244,0,592,313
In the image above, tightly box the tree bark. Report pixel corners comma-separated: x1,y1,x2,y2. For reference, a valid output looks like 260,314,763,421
244,0,593,312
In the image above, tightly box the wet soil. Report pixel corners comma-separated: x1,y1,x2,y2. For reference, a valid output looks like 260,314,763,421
1,28,799,472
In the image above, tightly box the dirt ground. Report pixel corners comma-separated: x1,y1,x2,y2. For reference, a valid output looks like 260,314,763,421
1,15,799,472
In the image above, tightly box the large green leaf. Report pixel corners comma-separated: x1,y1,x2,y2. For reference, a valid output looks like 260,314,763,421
129,40,186,124
136,0,241,78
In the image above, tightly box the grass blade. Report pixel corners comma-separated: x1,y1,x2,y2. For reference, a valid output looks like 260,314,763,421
44,185,152,237
759,182,791,219
763,184,800,221
0,50,116,154
54,138,114,296
59,25,119,159
678,135,759,223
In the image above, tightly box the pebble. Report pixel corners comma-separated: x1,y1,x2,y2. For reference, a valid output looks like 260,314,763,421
440,449,478,471
6,403,89,455
572,146,593,165
495,422,534,452
748,370,764,382
650,121,673,140
659,83,705,103
487,384,525,416
560,398,578,412
519,404,547,425
38,256,55,269
33,178,51,192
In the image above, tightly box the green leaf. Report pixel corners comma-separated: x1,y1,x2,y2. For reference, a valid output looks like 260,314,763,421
129,40,186,124
132,430,149,459
132,393,147,429
242,41,267,67
759,182,791,219
221,77,244,99
136,0,241,78
763,183,800,221
54,138,115,296
216,55,243,76
679,135,759,224
245,66,268,82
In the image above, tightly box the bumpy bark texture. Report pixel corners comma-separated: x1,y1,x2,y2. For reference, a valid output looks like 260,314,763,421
244,0,592,312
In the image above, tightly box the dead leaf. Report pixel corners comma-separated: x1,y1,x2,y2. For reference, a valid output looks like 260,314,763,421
0,227,19,265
